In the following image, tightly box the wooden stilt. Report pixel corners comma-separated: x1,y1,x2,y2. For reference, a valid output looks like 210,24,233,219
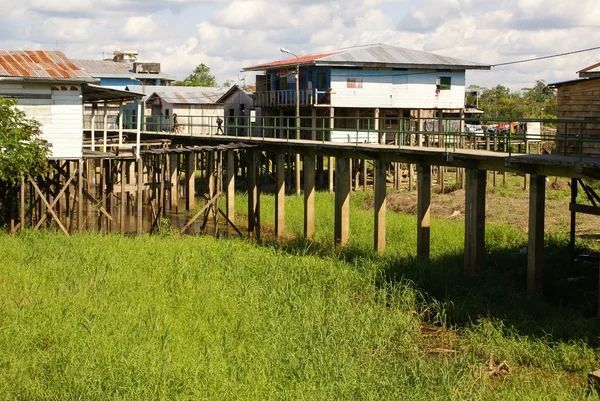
169,152,178,212
275,153,285,238
304,154,315,239
120,161,127,234
374,159,387,252
328,156,334,193
528,174,546,296
334,157,351,247
417,164,431,259
226,150,236,226
185,152,195,211
136,157,143,236
464,169,487,276
247,150,259,237
20,175,25,231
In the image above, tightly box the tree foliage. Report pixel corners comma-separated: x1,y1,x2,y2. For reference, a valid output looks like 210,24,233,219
172,64,233,88
0,97,51,185
466,80,557,120
172,63,218,87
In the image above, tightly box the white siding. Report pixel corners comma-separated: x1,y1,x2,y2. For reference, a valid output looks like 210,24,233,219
13,86,83,159
330,69,466,109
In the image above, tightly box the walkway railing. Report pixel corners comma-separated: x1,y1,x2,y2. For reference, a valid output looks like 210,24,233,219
84,114,600,161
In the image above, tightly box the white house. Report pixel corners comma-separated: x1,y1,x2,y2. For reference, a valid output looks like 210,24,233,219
244,43,490,142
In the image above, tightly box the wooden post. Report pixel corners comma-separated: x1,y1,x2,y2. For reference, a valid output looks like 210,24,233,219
304,154,315,239
375,108,382,144
275,153,285,238
374,159,387,252
77,159,85,234
528,174,546,296
247,150,259,238
464,169,487,276
226,150,235,225
136,157,143,236
185,152,195,211
120,160,127,234
328,107,335,193
569,178,577,268
334,157,351,247
417,164,431,259
207,151,215,219
168,152,178,212
328,156,334,193
362,160,368,191
20,175,25,231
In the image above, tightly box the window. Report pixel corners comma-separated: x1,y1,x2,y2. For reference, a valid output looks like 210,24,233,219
437,76,451,90
316,72,327,89
347,78,363,89
228,108,235,124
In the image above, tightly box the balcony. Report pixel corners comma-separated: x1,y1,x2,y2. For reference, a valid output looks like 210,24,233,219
254,89,332,108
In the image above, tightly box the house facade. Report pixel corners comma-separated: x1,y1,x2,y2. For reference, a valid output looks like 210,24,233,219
551,63,600,158
217,85,261,136
144,87,227,134
244,44,490,143
0,50,96,159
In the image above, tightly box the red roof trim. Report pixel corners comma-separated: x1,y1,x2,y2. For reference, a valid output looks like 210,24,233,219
577,61,600,74
245,51,342,70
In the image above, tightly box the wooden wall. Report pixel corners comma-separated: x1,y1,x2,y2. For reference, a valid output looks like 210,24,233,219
556,78,600,158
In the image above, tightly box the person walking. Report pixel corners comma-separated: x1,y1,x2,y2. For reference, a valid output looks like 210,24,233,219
216,116,224,134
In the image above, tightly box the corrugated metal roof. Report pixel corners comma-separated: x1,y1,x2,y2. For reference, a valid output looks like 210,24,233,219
150,86,227,105
0,50,90,79
578,61,600,78
244,44,489,71
72,59,132,75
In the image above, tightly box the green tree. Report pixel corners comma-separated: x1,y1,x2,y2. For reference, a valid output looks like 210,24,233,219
172,63,218,87
0,97,50,185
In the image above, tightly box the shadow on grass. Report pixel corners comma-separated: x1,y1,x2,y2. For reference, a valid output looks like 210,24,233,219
271,234,600,346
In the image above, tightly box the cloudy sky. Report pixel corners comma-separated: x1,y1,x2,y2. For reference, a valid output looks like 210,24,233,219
2,0,600,91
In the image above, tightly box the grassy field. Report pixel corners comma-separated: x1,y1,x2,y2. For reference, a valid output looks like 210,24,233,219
1,176,599,399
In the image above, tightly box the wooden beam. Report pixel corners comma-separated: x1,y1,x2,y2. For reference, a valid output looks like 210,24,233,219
169,152,178,211
179,191,222,235
247,150,259,237
29,178,70,237
569,202,600,216
185,152,195,211
374,159,387,252
120,161,127,235
417,164,431,259
464,169,486,276
334,157,351,247
304,154,315,239
528,174,546,296
136,157,143,236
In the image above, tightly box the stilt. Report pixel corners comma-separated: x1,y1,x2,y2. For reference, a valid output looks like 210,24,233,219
20,175,25,231
374,160,387,252
569,178,577,268
417,164,431,259
328,156,334,193
247,150,259,237
362,160,368,191
528,174,546,296
77,160,83,233
169,152,178,212
185,152,195,211
136,157,143,236
275,153,285,238
464,169,487,276
334,157,351,246
226,150,235,225
120,161,127,234
304,154,315,239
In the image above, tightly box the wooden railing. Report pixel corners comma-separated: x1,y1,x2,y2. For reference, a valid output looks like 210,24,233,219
253,89,332,107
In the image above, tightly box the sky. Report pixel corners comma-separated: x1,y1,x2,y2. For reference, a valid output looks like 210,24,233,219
2,0,600,91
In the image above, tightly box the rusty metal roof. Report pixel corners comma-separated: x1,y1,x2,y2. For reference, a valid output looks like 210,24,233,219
244,44,490,71
0,50,91,80
148,86,227,105
578,61,600,78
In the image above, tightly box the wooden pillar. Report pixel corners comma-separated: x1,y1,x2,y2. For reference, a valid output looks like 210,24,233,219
311,109,317,141
375,108,382,144
120,161,127,234
374,159,387,252
226,150,235,225
304,154,315,239
185,152,195,211
334,157,351,247
136,157,143,236
569,178,577,268
328,107,335,192
464,169,487,276
417,164,431,259
207,151,215,219
247,150,259,238
275,153,285,238
362,160,368,191
168,153,177,212
20,175,26,231
528,174,546,296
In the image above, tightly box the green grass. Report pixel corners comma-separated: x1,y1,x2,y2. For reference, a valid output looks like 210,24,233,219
1,186,599,399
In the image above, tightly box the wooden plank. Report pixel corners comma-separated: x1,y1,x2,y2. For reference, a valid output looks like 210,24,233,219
30,179,70,237
570,203,600,216
179,191,222,235
136,157,143,236
334,157,351,246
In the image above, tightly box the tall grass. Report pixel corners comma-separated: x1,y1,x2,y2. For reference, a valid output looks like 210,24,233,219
0,185,598,399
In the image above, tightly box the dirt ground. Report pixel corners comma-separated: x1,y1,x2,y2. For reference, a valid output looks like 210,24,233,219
369,174,600,242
